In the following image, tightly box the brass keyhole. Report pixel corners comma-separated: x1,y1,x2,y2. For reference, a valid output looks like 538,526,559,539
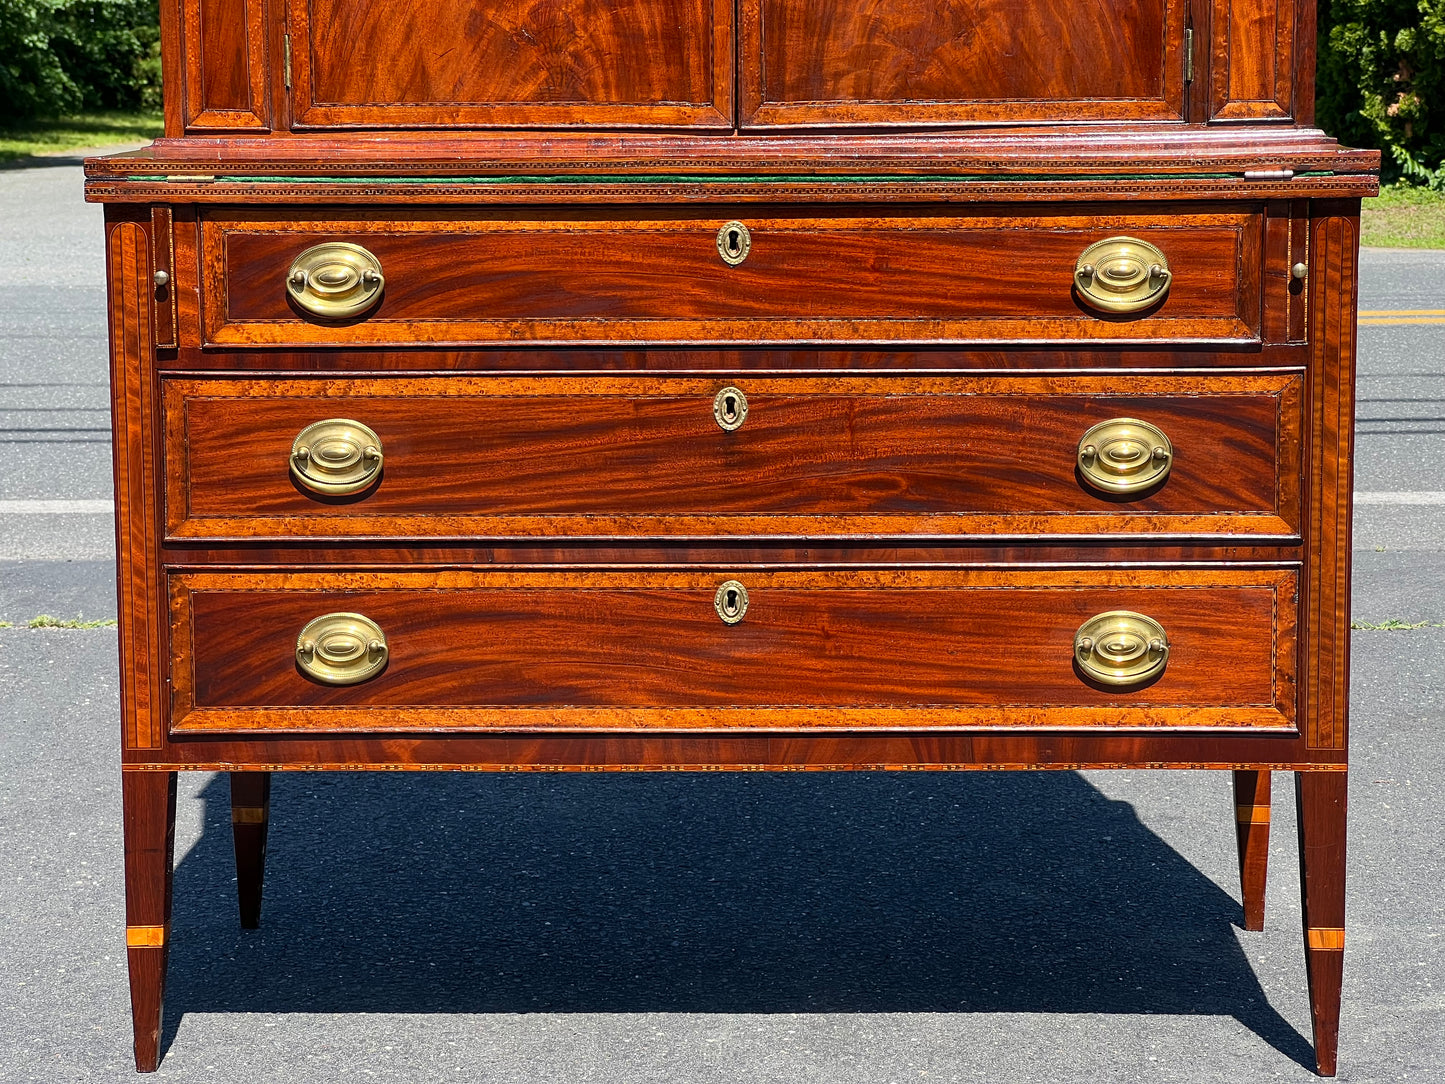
714,580,749,625
713,386,748,431
716,221,751,266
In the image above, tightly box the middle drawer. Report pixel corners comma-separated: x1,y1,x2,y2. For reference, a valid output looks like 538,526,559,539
164,372,1301,542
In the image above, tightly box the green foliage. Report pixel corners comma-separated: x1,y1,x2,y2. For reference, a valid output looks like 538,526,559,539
0,0,160,122
1319,0,1445,188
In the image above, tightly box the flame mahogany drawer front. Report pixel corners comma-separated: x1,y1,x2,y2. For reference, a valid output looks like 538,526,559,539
167,567,1298,736
199,207,1266,348
162,372,1303,542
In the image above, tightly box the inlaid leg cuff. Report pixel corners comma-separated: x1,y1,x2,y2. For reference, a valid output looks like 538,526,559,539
1235,803,1271,823
1307,927,1345,950
126,924,169,948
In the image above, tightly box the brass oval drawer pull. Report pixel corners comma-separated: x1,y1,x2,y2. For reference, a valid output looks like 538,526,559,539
1077,417,1172,494
290,419,384,496
717,221,751,266
1074,237,1171,313
1074,611,1169,688
714,580,749,625
713,386,748,431
296,613,389,685
286,242,385,319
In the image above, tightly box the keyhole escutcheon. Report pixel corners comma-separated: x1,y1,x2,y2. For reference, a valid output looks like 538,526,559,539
714,580,749,625
713,385,748,431
717,220,752,266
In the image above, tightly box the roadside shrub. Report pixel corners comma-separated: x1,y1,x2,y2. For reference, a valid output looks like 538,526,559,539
1318,0,1445,187
0,0,160,122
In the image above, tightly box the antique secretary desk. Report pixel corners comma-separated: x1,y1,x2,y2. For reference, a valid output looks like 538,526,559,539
88,0,1377,1073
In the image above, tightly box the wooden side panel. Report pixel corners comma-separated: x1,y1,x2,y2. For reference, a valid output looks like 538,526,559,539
1210,0,1295,121
1304,213,1358,750
109,221,163,751
162,372,1304,541
181,0,270,129
741,0,1187,126
290,0,732,128
200,209,1264,347
168,567,1298,735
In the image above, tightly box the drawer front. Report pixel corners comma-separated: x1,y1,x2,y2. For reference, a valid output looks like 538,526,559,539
200,209,1264,347
163,373,1302,542
169,568,1298,736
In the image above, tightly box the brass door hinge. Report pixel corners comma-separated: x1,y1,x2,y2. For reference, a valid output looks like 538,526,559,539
1184,28,1194,84
284,34,292,89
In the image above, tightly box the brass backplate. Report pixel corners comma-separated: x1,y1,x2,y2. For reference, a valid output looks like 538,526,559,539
1074,610,1169,687
296,612,389,685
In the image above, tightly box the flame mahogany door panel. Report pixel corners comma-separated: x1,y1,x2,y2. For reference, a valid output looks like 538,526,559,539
288,0,734,128
740,0,1188,127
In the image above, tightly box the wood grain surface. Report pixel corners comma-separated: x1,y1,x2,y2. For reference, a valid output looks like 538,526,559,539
162,372,1302,541
200,207,1263,347
167,567,1297,734
743,0,1185,126
290,0,731,128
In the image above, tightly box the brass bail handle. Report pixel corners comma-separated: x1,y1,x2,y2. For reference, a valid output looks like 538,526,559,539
1074,236,1171,314
1074,611,1169,688
290,419,384,496
1077,417,1173,494
286,242,385,319
296,613,389,685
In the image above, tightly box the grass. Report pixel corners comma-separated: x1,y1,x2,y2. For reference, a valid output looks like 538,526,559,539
0,111,162,164
1361,184,1445,249
0,614,119,629
1351,618,1445,630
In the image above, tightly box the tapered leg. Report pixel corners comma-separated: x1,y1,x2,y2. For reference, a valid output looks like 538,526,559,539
230,771,272,929
1232,769,1272,930
122,770,177,1073
1297,770,1348,1077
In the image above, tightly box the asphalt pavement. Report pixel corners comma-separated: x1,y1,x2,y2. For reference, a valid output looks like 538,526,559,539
1,160,1442,1082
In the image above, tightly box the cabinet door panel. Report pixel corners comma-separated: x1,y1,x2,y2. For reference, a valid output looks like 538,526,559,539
291,0,732,128
742,0,1187,127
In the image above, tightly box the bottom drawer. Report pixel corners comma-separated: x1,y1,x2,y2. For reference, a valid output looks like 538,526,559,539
168,568,1297,736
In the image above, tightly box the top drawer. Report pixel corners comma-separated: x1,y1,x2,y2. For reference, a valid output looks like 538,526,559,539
199,208,1264,348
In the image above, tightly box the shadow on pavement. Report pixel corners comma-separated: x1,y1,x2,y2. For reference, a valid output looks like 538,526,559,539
160,770,1314,1069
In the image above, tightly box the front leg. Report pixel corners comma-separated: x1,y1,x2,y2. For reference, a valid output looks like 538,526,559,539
122,770,177,1072
1297,770,1348,1077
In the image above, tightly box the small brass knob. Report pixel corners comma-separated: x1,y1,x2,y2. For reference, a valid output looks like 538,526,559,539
717,221,751,266
1074,237,1172,313
290,419,384,496
714,580,749,625
1077,418,1173,495
296,613,389,685
285,242,385,319
713,386,748,431
1074,611,1169,687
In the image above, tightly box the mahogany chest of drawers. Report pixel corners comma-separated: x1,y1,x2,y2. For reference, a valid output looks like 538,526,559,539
88,0,1377,1073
